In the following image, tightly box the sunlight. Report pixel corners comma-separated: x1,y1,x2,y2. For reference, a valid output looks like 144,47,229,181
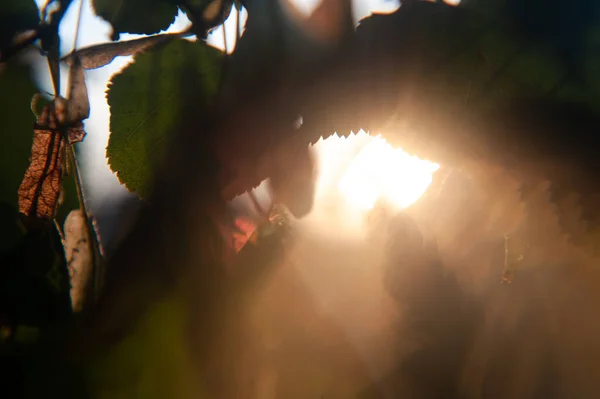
313,132,440,212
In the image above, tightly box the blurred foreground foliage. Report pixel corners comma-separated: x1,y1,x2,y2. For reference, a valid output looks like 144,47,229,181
1,0,600,397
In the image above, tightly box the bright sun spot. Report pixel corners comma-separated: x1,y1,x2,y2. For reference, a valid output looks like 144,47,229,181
313,131,440,213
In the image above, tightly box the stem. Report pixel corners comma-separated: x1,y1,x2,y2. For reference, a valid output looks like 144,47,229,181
222,20,228,53
47,47,61,96
235,6,241,47
53,218,65,243
66,0,84,93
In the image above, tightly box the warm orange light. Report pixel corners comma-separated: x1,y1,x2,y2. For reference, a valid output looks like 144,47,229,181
313,132,440,213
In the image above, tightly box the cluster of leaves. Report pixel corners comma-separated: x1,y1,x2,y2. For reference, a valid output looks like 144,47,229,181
2,0,600,396
88,0,599,209
93,0,241,39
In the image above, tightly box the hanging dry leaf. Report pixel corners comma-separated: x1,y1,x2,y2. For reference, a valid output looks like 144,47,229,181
61,33,177,70
66,56,90,122
18,101,86,220
64,209,92,312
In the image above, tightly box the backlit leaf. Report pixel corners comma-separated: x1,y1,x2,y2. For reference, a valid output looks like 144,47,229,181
64,209,92,312
106,39,223,198
66,56,90,122
18,102,86,220
61,33,180,70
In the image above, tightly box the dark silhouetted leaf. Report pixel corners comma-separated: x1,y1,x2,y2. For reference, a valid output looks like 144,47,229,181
106,39,223,198
0,220,71,338
0,0,39,59
179,0,233,37
0,60,39,209
298,1,600,162
18,102,86,220
92,0,179,37
0,202,26,253
61,33,180,70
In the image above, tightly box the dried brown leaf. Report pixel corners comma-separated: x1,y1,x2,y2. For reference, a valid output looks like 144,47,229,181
18,102,86,220
66,56,90,122
61,33,177,70
64,209,92,312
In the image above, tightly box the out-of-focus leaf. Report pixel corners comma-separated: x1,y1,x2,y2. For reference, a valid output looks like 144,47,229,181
61,33,179,70
178,0,233,37
0,221,71,328
0,60,38,210
30,93,52,116
106,39,223,198
92,0,179,37
300,1,600,153
0,202,27,253
86,293,205,398
0,0,39,58
18,103,86,220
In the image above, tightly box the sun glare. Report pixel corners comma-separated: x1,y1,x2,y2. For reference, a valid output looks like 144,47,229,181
313,132,440,213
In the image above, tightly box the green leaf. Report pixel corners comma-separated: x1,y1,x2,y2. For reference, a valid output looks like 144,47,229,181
0,0,39,53
106,39,223,198
92,0,179,37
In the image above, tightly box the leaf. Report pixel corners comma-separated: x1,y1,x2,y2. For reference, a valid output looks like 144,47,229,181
300,2,600,156
0,0,39,56
92,0,179,37
85,293,204,398
0,220,71,328
18,102,86,220
0,60,38,209
179,0,234,37
64,209,92,312
0,202,27,253
61,33,180,70
106,39,223,198
66,56,90,122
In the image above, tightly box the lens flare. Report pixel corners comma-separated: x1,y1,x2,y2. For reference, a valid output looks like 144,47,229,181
313,132,440,213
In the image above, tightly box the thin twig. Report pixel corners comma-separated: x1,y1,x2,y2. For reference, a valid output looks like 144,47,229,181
47,51,61,97
66,0,84,92
54,218,65,243
236,6,241,47
223,20,228,54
